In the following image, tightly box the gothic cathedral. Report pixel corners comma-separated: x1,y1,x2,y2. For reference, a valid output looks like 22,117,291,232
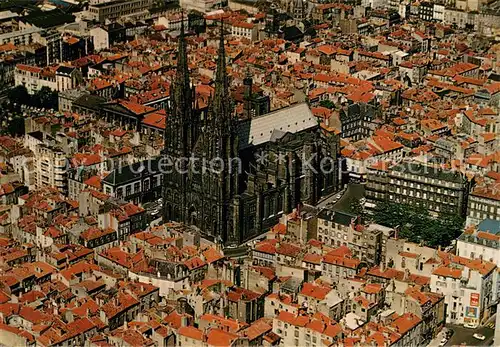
162,22,340,247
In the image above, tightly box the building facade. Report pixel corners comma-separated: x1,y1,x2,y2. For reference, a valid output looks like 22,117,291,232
366,161,470,216
87,0,153,23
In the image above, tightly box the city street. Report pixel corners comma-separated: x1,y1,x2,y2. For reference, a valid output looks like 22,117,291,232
446,325,495,346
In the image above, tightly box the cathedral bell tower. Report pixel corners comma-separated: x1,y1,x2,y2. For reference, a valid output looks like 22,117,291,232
203,21,240,244
163,17,195,224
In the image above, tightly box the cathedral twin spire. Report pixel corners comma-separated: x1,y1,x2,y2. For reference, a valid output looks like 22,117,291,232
211,21,231,136
166,17,232,160
166,16,192,158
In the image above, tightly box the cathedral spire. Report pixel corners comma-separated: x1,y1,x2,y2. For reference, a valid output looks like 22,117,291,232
211,20,231,136
175,13,190,91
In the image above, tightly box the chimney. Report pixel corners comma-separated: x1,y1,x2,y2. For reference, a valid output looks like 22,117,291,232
181,316,188,327
123,320,128,331
380,261,385,272
403,269,410,281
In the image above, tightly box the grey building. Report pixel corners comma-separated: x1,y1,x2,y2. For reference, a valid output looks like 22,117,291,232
366,161,470,216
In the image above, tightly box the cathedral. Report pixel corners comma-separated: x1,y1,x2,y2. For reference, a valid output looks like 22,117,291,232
162,22,340,246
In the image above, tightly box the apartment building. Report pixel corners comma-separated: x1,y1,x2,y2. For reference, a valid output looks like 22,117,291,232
272,310,343,347
14,64,56,94
430,255,496,327
456,221,500,301
87,0,153,23
102,158,162,205
32,30,62,65
24,132,77,193
180,0,225,13
317,209,391,265
14,64,82,94
0,28,42,46
466,182,500,226
457,222,500,266
231,21,258,41
34,144,68,193
366,160,469,216
321,247,361,283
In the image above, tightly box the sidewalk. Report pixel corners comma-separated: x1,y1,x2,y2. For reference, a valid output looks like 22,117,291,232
428,327,448,347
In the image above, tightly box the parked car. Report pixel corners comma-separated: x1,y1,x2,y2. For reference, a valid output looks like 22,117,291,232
473,333,485,341
439,338,448,346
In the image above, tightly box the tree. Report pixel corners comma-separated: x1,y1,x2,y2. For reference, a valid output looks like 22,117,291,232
319,99,335,109
32,87,58,110
372,201,463,248
7,85,30,106
7,116,25,136
255,0,269,11
347,196,366,223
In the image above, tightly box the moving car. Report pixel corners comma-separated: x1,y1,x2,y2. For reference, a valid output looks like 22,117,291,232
473,333,485,341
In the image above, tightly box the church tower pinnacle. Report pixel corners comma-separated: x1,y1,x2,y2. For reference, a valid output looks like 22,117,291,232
163,15,193,224
166,15,193,158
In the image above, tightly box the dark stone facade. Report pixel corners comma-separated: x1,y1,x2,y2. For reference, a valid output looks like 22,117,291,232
162,23,340,246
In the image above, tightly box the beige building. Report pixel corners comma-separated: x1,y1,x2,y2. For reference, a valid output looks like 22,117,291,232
273,310,343,346
317,209,391,265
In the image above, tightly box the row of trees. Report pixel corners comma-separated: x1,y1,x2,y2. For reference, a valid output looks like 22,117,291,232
0,85,57,136
7,85,58,111
372,201,464,248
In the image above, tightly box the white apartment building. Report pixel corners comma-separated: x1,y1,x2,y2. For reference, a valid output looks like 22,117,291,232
0,27,42,45
231,21,258,41
87,0,153,23
180,0,224,13
457,224,500,266
34,144,68,192
14,65,56,94
430,256,496,328
14,64,82,94
456,223,500,302
25,132,69,193
433,4,445,21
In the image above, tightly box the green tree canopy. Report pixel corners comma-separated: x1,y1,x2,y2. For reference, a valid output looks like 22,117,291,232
319,99,335,109
7,85,30,106
373,201,464,248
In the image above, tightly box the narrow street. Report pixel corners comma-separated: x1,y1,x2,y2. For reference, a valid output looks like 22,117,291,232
332,183,365,212
446,325,495,346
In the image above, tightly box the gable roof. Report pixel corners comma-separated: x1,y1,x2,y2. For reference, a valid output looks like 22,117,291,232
238,103,317,149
